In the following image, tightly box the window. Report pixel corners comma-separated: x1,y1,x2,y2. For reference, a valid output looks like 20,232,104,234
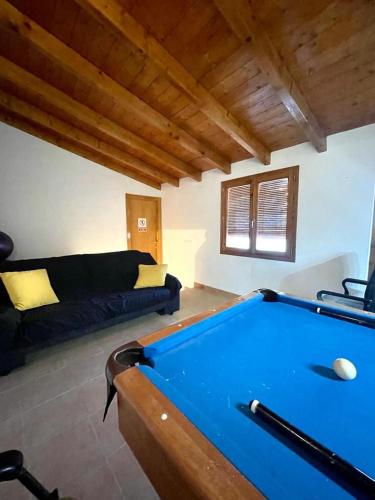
220,166,299,261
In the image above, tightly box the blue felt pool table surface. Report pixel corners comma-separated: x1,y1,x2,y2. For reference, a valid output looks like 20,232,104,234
139,293,375,499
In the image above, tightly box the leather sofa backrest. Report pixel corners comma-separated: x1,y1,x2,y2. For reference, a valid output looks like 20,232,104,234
0,250,156,305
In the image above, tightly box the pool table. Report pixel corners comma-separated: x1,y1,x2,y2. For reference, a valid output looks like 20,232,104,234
105,289,375,499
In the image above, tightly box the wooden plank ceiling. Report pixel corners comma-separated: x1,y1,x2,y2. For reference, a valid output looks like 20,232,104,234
0,0,374,189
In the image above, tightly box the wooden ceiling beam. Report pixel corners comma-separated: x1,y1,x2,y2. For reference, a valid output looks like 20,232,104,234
214,0,327,153
0,89,177,186
0,111,161,189
75,0,271,165
0,1,228,174
0,56,198,181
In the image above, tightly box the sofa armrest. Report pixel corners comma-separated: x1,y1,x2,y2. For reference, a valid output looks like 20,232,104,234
0,307,25,375
164,274,182,298
0,307,21,351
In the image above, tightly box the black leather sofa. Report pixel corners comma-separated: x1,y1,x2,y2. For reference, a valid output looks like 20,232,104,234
0,250,181,375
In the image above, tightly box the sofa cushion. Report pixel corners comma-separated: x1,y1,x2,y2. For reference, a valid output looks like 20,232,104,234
134,264,167,289
21,299,109,344
0,269,59,311
21,287,171,343
100,287,171,315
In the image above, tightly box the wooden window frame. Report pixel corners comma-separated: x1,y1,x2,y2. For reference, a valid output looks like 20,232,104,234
220,166,299,262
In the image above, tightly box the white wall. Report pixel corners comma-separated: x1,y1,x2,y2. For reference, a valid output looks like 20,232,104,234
0,123,160,260
162,124,375,298
1,122,374,298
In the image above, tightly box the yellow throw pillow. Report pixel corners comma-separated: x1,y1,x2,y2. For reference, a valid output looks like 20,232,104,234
134,264,167,289
0,269,59,311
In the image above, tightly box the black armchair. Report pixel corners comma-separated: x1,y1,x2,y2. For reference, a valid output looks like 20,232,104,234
317,269,375,313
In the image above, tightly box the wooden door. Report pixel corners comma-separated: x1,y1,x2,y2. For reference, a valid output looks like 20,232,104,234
126,194,162,263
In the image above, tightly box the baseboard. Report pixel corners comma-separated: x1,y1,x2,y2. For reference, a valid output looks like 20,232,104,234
194,282,238,298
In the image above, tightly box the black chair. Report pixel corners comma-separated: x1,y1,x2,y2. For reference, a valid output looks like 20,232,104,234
317,269,375,313
0,450,59,499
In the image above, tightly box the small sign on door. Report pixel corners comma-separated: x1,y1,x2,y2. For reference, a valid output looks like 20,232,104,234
138,218,147,232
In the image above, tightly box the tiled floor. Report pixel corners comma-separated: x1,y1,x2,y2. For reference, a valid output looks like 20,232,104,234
0,287,235,500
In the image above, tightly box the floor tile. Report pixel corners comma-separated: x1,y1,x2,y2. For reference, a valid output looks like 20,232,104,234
26,419,106,492
0,365,35,394
59,336,104,365
14,349,107,414
0,386,21,423
0,413,24,450
107,445,159,500
66,350,108,386
60,462,122,500
22,384,91,448
17,366,77,412
0,477,30,500
97,316,166,354
80,375,107,416
0,347,66,395
24,348,66,378
89,403,123,458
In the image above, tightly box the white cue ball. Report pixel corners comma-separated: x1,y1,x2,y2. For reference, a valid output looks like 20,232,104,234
333,358,357,380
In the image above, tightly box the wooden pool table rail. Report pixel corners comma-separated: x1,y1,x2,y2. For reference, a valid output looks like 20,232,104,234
139,290,258,347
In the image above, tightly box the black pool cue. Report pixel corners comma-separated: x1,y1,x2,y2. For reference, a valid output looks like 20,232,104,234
249,400,375,499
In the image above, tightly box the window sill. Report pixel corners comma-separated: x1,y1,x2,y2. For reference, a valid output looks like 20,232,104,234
220,248,295,262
